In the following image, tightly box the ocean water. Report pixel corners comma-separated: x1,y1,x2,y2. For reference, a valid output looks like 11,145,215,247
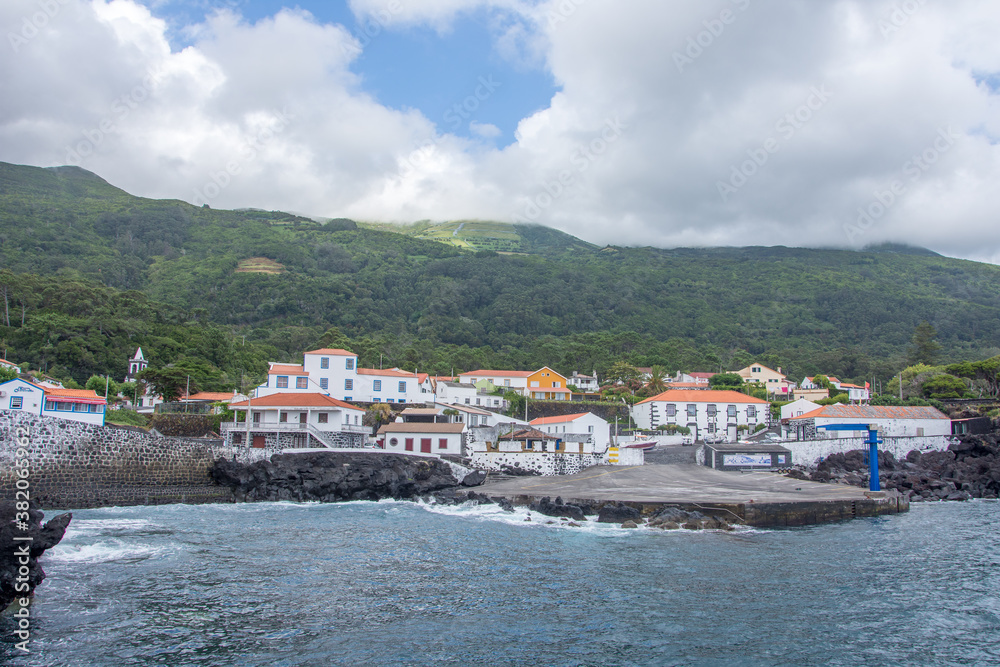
3,499,999,666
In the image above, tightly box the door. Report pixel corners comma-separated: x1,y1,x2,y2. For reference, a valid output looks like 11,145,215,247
405,438,414,452
252,435,266,448
420,438,432,453
299,412,307,424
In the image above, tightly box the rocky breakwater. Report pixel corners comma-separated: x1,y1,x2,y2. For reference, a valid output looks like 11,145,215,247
210,451,464,502
2,502,71,611
804,432,1000,502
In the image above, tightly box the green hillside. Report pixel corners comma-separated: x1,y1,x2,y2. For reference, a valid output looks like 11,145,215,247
1,161,999,386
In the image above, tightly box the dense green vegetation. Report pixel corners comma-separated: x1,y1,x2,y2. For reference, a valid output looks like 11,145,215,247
2,161,1000,389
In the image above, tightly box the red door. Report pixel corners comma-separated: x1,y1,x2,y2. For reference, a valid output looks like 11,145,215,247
405,438,414,451
420,438,432,453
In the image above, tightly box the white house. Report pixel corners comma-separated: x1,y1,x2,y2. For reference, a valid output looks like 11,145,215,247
0,358,21,376
377,422,466,456
632,389,769,442
786,404,951,441
458,370,532,394
224,392,368,449
256,348,421,404
1,378,108,426
529,412,610,453
801,376,871,402
569,371,599,392
780,397,821,421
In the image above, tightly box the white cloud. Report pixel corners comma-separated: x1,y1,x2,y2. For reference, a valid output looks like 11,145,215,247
1,0,999,262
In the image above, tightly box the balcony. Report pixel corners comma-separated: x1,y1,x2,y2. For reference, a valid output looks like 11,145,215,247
220,422,371,435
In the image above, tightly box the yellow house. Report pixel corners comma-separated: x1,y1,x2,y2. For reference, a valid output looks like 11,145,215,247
733,362,794,398
526,367,571,400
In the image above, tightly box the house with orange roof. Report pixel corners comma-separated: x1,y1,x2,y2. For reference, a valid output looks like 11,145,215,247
785,404,950,442
800,376,871,402
526,367,570,400
529,412,610,452
632,389,769,443
223,392,368,450
733,363,794,397
1,378,107,426
458,369,533,394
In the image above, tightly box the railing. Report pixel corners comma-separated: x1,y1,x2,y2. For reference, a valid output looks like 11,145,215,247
219,422,371,435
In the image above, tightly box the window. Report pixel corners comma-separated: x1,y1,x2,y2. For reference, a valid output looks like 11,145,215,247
253,412,261,423
504,379,510,387
525,441,533,450
752,367,761,373
320,378,328,390
476,398,481,405
354,415,359,425
687,404,697,417
296,377,308,389
465,398,470,404
318,413,328,423
398,381,406,393
665,404,677,417
320,357,329,369
405,438,414,451
917,427,925,436
470,415,478,426
530,381,540,387
707,405,717,417
345,379,353,391
346,358,355,370
373,380,382,392
276,376,289,388
373,398,381,403
747,406,757,418
279,412,288,422
10,397,22,409
389,437,398,446
588,425,594,433
728,405,737,418
439,438,448,450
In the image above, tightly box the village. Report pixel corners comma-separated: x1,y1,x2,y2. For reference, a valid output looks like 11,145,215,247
0,348,964,477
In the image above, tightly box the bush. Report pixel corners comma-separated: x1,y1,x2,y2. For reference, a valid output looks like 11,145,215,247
105,408,149,428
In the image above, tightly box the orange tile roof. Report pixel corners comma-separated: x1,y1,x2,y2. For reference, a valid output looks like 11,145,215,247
46,388,107,404
636,389,769,406
667,382,712,389
269,364,306,375
357,368,417,378
230,393,361,410
416,373,429,383
530,412,592,425
787,405,949,421
500,428,555,441
689,372,716,379
462,370,533,378
182,392,236,402
304,348,356,356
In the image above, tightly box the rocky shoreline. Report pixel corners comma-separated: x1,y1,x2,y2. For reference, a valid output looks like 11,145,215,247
792,431,1000,502
1,503,71,611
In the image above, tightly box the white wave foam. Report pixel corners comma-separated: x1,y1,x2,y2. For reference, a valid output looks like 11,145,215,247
44,539,169,564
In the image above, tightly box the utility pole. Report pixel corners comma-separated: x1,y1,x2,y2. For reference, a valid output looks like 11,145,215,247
104,375,109,400
899,372,903,401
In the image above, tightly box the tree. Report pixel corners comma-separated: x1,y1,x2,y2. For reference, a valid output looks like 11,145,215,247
0,366,18,382
921,374,968,400
85,374,120,400
645,365,667,394
811,374,837,397
709,372,743,389
909,322,942,366
605,361,642,386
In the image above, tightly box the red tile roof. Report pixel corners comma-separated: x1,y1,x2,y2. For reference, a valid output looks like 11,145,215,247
230,393,361,410
46,388,107,404
500,428,556,441
530,412,592,425
357,368,417,378
689,372,717,379
182,392,236,402
636,389,769,406
666,382,712,389
269,364,306,375
787,405,949,421
304,348,356,356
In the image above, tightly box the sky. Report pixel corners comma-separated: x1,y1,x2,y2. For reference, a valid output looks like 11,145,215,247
2,0,999,262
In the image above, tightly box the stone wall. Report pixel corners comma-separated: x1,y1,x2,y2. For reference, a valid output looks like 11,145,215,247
0,411,244,509
470,451,603,476
785,435,952,467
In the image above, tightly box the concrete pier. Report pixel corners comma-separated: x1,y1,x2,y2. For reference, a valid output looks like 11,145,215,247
481,464,908,528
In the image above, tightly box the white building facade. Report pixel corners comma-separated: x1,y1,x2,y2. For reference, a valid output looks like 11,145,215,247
0,379,107,426
223,392,369,449
632,389,769,442
529,412,610,453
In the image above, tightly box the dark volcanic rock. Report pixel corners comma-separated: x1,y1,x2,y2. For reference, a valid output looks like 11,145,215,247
596,503,641,524
807,426,1000,502
461,470,487,487
210,451,459,502
1,502,71,609
528,496,586,521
